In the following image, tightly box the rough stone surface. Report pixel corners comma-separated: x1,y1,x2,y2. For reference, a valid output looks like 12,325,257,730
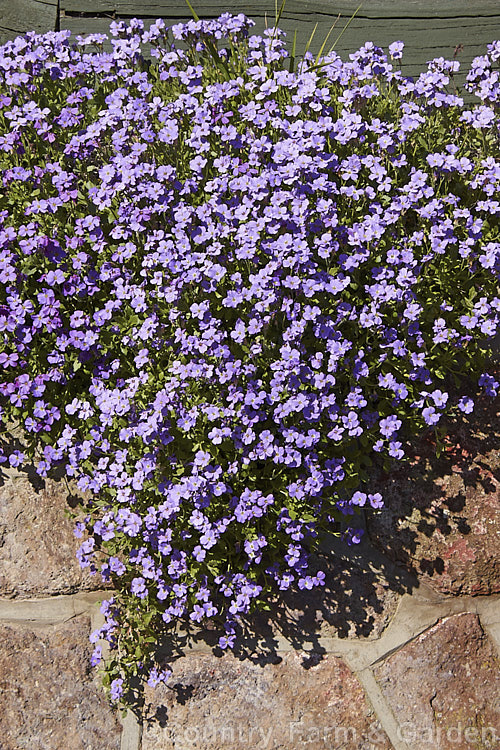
367,394,500,595
374,612,500,750
0,467,104,598
0,615,121,750
235,539,402,650
142,651,392,750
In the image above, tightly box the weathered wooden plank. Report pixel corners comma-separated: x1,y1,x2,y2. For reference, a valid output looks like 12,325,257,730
60,0,500,19
268,16,499,34
309,20,499,49
58,0,500,75
60,13,497,30
260,17,499,57
61,0,270,15
59,13,499,42
279,0,500,18
59,14,491,82
59,13,498,44
0,0,57,45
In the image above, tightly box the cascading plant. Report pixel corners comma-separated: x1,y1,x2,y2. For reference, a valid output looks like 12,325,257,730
0,13,498,705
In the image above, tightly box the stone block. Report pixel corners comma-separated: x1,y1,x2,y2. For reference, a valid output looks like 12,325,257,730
0,615,121,750
367,395,500,595
0,467,104,598
239,540,402,647
142,651,392,749
374,612,500,750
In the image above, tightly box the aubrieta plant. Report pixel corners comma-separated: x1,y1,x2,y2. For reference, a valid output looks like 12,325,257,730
0,13,499,705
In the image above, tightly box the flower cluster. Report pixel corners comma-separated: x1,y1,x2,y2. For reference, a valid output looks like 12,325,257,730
0,15,498,703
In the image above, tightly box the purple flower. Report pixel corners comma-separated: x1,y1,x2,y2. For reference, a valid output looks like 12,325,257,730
344,528,364,546
219,633,236,649
110,678,124,702
8,450,25,467
422,406,440,425
431,389,448,408
479,373,499,397
147,667,172,687
351,491,367,506
388,440,404,459
109,557,126,575
457,396,474,414
0,352,19,367
388,41,404,60
131,577,148,598
368,493,384,509
379,415,402,438
90,646,102,666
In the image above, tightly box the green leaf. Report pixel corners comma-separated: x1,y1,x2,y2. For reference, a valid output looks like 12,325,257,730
184,0,200,22
301,22,318,65
300,512,316,523
273,0,287,32
314,18,339,67
288,29,297,73
206,560,220,575
328,4,362,53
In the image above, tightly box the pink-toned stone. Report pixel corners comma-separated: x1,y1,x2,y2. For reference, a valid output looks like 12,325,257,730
374,612,500,750
0,467,104,598
367,395,500,595
142,651,392,749
0,615,121,750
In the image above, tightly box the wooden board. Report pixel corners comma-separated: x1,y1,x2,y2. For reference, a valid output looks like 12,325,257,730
0,0,57,45
59,13,499,68
57,0,500,79
57,15,491,105
59,15,498,49
3,0,499,89
60,0,500,20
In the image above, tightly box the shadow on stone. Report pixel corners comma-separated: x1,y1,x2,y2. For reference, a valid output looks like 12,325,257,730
3,384,498,729
141,651,393,748
138,386,499,727
135,522,414,723
366,386,500,597
153,704,169,728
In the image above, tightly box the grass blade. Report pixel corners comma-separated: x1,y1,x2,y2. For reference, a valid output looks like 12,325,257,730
274,0,287,30
304,22,318,57
298,22,318,73
184,0,200,22
288,28,297,73
328,4,362,54
271,0,288,44
314,16,340,66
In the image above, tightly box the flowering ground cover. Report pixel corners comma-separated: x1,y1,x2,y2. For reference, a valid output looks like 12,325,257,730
0,13,498,705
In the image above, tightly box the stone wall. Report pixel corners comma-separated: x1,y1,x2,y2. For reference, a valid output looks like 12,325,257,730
0,398,499,749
